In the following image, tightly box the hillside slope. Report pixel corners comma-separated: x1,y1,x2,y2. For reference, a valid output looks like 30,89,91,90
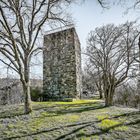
0,100,140,140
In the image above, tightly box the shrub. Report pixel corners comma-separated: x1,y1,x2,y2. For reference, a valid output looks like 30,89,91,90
30,87,42,101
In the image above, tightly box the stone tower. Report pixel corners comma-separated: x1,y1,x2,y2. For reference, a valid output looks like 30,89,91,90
43,26,82,100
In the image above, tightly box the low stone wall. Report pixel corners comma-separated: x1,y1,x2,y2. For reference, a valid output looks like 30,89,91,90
0,79,23,105
0,78,43,105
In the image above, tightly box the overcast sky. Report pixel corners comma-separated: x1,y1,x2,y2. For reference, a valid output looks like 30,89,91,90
70,0,139,50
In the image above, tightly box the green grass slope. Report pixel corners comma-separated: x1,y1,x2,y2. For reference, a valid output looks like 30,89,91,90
0,100,140,140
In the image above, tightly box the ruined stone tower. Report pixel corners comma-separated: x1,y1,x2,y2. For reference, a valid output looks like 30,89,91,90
43,26,82,100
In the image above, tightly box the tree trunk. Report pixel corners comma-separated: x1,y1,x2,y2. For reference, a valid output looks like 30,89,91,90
105,95,113,106
23,56,32,114
104,88,114,106
23,83,32,114
95,82,103,99
99,90,103,99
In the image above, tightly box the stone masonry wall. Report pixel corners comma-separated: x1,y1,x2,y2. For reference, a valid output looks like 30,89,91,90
74,31,82,98
43,27,82,100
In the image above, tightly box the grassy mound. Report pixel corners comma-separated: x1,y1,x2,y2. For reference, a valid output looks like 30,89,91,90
0,100,139,140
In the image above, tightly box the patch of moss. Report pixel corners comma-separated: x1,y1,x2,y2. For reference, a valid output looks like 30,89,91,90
96,114,109,121
41,112,48,117
81,136,99,140
32,100,100,111
54,99,100,105
0,124,3,129
80,137,90,140
114,125,128,131
3,131,11,136
91,135,100,140
67,115,80,122
18,129,28,134
78,129,86,135
52,114,80,123
7,124,15,129
28,118,46,131
99,119,122,130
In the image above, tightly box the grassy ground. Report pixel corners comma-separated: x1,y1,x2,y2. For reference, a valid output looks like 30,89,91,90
0,100,140,140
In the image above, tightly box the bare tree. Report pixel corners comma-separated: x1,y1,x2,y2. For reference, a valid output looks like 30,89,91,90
0,0,74,114
86,22,140,106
